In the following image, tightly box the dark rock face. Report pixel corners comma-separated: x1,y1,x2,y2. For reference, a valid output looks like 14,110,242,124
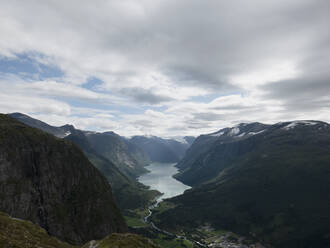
0,114,127,245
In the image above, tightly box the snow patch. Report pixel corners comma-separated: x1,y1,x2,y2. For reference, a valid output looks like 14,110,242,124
170,136,189,144
209,131,224,137
237,132,246,137
283,121,318,130
228,127,240,136
248,130,265,135
64,131,71,137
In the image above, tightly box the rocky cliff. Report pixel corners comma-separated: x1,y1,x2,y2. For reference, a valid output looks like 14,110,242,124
0,114,127,245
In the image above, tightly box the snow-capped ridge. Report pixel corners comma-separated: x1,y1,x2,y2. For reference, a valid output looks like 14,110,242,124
282,120,319,130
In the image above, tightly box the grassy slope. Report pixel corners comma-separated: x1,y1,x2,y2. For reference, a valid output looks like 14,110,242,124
0,211,77,248
0,211,160,248
83,233,159,248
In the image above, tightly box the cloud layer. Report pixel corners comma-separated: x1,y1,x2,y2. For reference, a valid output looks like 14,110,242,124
0,0,329,137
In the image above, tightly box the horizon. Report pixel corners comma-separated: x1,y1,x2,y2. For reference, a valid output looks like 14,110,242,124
6,111,329,139
0,0,329,137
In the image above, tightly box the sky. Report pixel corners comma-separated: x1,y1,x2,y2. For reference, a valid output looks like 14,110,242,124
0,0,329,137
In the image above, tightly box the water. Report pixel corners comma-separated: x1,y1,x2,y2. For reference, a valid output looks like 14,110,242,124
138,163,206,247
138,162,191,203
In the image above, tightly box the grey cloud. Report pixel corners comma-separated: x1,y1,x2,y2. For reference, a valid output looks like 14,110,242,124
119,87,174,105
1,0,330,136
192,113,226,122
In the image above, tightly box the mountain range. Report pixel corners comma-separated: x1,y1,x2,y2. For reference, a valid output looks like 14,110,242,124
2,112,330,248
9,113,192,211
129,135,194,163
152,121,330,248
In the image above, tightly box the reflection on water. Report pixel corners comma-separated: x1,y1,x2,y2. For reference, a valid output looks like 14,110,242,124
138,162,191,203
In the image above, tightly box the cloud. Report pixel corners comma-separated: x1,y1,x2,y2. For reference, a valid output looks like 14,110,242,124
0,0,329,136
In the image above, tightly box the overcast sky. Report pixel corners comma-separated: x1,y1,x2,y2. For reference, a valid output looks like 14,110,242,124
0,0,329,137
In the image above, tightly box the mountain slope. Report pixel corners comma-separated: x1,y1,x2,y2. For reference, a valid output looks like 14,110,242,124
9,112,74,138
130,136,191,163
65,130,159,210
82,233,159,248
10,113,149,179
0,114,127,245
153,121,330,248
0,211,158,248
84,131,148,179
0,211,76,248
175,122,269,185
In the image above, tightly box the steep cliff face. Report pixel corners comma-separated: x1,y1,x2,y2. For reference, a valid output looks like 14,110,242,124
0,114,127,245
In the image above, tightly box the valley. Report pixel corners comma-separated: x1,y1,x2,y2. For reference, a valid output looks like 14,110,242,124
0,114,329,248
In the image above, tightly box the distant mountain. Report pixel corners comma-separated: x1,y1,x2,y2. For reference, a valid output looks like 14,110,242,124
153,121,330,248
10,113,149,179
9,112,75,138
0,114,127,245
175,122,269,185
83,131,148,179
130,136,193,163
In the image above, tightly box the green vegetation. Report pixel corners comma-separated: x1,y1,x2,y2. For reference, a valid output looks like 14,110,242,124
82,233,159,248
124,216,148,228
0,211,159,248
0,211,77,248
152,234,194,248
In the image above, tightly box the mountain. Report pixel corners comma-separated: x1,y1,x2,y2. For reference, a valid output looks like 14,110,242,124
153,121,330,248
10,113,157,210
130,136,193,163
9,113,149,179
9,112,75,138
175,122,269,185
65,129,159,210
0,114,127,245
83,131,148,179
0,211,158,248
